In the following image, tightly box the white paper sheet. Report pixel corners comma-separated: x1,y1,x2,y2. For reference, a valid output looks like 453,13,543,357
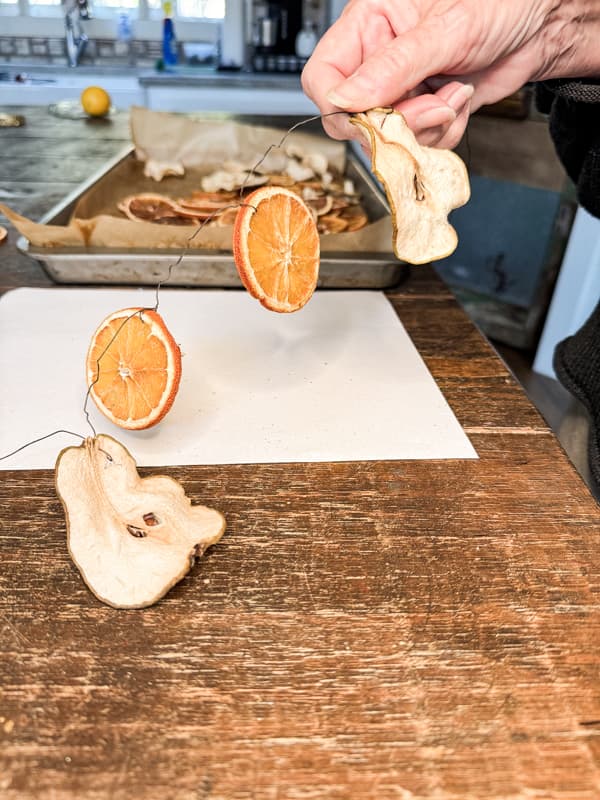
0,288,477,469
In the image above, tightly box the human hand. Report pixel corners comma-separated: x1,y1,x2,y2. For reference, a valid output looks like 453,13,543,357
302,0,594,148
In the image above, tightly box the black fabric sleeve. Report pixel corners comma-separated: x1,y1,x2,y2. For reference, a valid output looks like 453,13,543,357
537,79,600,494
535,79,600,218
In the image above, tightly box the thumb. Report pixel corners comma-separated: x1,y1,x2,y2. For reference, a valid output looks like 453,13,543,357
327,20,460,111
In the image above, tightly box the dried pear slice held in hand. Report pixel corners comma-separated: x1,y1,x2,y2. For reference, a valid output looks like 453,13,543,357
350,108,470,265
55,435,226,609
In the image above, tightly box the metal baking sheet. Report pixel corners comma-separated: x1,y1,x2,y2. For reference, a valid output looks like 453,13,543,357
17,144,406,289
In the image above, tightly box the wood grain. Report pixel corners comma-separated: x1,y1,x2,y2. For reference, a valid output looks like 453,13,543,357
1,108,600,800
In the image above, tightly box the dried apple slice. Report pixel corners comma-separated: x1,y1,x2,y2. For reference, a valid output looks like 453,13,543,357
55,434,226,609
350,108,470,264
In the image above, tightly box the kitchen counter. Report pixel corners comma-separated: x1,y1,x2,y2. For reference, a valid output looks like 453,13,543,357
1,61,304,89
138,66,304,91
0,64,313,113
2,107,600,800
139,66,315,114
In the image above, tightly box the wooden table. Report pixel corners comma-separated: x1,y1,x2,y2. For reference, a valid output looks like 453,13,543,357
2,107,600,800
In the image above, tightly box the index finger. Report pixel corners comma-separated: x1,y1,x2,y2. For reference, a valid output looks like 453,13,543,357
301,21,363,139
301,7,398,139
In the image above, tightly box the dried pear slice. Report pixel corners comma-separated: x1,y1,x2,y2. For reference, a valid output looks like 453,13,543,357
143,159,185,182
350,108,470,264
201,169,268,193
55,435,226,609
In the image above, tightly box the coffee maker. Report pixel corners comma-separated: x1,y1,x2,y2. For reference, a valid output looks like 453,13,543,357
252,1,305,73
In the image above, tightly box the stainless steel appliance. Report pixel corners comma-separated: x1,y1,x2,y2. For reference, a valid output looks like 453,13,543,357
252,1,305,73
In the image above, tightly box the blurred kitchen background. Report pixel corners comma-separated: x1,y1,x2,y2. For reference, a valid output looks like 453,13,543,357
1,0,599,495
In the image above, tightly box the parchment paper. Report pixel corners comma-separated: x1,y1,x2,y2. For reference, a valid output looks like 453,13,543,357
2,107,394,252
0,288,477,469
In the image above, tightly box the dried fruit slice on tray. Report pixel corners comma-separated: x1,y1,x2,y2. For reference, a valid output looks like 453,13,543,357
317,213,348,235
86,307,182,430
55,434,226,609
118,193,203,225
341,206,370,232
350,108,470,264
306,195,334,219
202,169,268,193
215,207,239,227
118,193,191,225
233,186,320,313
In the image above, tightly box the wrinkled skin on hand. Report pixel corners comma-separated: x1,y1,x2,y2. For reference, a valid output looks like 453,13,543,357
302,0,594,148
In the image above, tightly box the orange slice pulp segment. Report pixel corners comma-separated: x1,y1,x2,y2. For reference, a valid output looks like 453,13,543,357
86,307,182,430
233,185,320,313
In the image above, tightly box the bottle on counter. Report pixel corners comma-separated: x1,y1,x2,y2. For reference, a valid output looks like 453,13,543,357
295,21,318,59
162,1,178,66
115,11,133,57
117,11,132,42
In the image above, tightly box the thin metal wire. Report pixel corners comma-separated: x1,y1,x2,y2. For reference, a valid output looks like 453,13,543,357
1,111,352,465
152,202,258,311
152,112,350,310
0,429,85,462
83,308,146,436
238,110,349,197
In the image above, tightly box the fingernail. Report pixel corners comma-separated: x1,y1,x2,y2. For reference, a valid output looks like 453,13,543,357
447,83,475,109
326,89,354,110
326,72,373,110
414,106,456,130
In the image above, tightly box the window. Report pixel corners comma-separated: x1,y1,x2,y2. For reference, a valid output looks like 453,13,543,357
93,0,139,9
147,0,225,18
0,0,225,18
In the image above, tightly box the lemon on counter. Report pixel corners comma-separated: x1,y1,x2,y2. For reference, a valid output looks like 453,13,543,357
81,86,111,118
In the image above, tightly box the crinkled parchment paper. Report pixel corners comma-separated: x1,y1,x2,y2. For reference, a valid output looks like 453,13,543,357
2,106,393,252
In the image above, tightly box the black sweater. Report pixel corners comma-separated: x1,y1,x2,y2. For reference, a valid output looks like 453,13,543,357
536,78,600,491
536,78,600,217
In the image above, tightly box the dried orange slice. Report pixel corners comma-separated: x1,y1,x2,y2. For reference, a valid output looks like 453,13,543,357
233,186,320,313
86,307,182,430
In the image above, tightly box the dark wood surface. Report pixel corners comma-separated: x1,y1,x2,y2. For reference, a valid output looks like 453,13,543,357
2,107,600,800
